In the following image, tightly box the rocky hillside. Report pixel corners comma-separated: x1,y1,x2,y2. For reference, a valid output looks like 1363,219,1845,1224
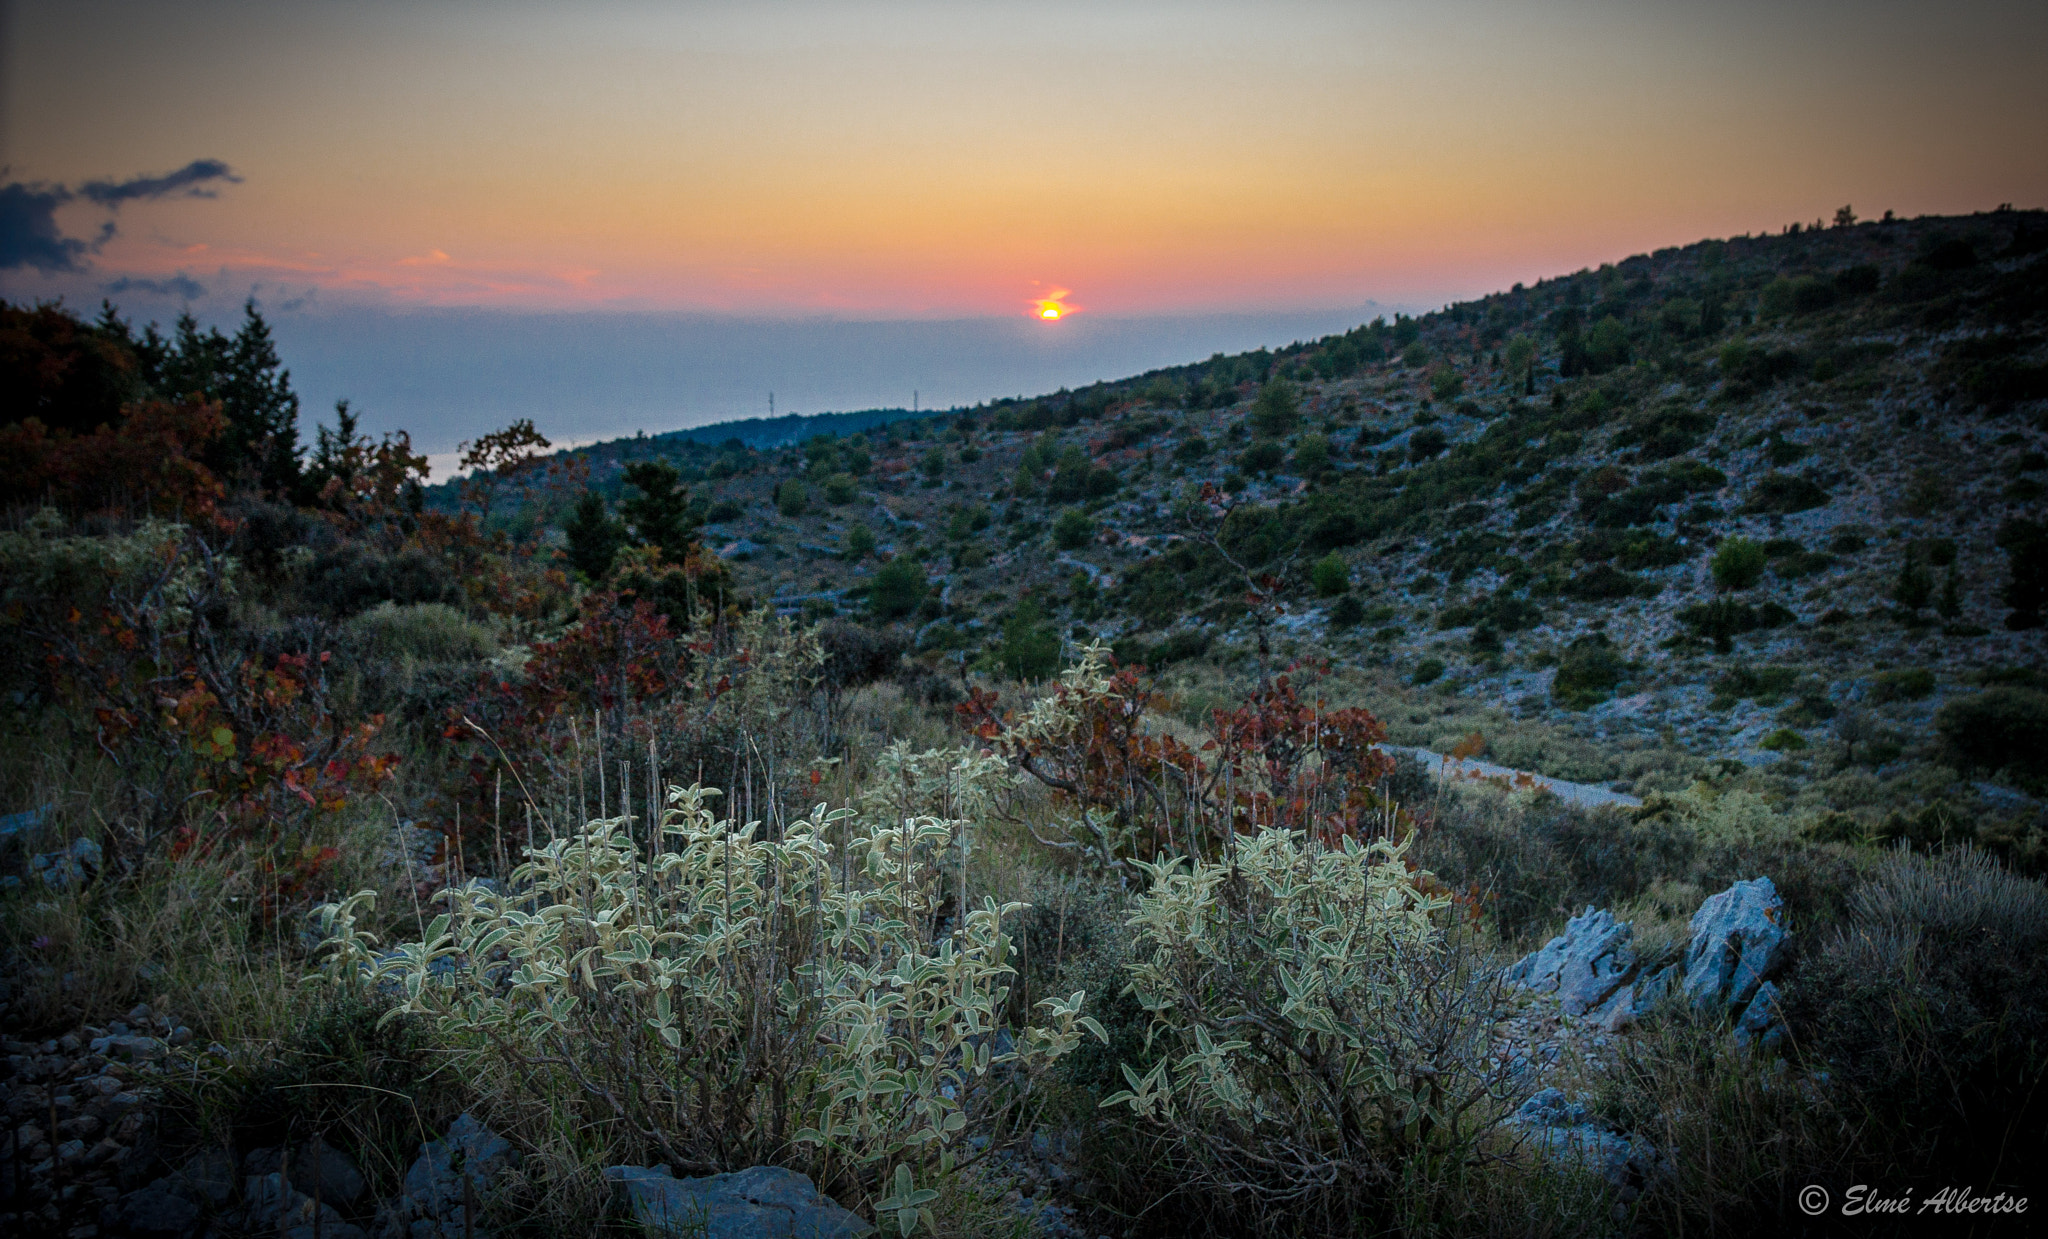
557,207,2047,839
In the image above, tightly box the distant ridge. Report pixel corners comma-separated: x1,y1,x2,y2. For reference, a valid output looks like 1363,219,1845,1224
650,405,942,451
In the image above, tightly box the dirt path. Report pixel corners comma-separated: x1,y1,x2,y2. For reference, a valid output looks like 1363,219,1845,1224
1381,745,1645,810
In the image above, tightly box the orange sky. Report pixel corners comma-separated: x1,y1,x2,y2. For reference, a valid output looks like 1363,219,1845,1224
4,0,2046,318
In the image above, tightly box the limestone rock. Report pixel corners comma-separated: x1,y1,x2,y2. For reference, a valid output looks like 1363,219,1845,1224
1506,906,1637,1016
1682,877,1790,1015
603,1163,871,1239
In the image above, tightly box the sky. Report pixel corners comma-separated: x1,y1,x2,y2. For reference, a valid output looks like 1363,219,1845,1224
4,0,2045,463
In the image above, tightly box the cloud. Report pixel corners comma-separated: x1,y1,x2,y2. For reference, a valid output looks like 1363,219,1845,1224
79,159,241,207
102,273,207,299
0,159,239,272
0,182,91,271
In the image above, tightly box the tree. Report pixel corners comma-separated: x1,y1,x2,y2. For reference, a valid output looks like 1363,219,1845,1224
1833,204,1858,228
1505,334,1536,392
1250,378,1300,438
1429,365,1465,402
919,447,946,481
775,478,810,518
563,491,627,581
869,554,928,620
843,521,877,561
135,301,303,495
457,418,553,523
1292,433,1332,476
1711,536,1767,591
619,459,698,558
1996,519,2045,629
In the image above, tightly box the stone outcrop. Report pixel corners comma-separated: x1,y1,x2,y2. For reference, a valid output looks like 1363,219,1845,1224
604,1163,870,1239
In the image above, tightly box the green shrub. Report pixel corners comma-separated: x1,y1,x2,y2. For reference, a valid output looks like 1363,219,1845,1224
1310,552,1349,597
1758,727,1808,751
919,447,946,480
1552,636,1627,709
1052,508,1095,550
1412,657,1446,685
868,554,928,620
822,472,859,504
1408,426,1447,462
776,478,811,517
1236,440,1285,474
1291,433,1331,475
995,599,1061,681
1250,378,1300,437
705,498,743,523
1935,687,2048,779
1329,594,1366,627
348,601,496,663
1429,365,1465,401
1711,536,1768,590
1740,472,1830,514
1676,599,1795,653
1997,517,2047,629
310,787,1103,1199
1869,667,1935,703
843,521,878,561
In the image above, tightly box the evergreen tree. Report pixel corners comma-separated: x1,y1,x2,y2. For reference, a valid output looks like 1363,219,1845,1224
563,491,627,581
132,301,302,494
619,459,697,558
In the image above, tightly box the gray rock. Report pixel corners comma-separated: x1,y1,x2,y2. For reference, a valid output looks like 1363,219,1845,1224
398,1112,516,1227
155,1147,235,1207
294,1136,367,1205
1506,906,1637,1016
603,1163,871,1239
33,836,103,889
1506,1088,1665,1192
1682,878,1790,1016
1732,979,1787,1052
108,1185,199,1237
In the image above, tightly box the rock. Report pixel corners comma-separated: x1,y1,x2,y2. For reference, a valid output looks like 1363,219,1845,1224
241,1171,359,1239
1506,906,1637,1016
1732,980,1787,1051
293,1136,367,1206
396,1113,516,1231
1506,1088,1666,1192
106,1185,198,1237
33,838,103,889
1682,878,1790,1016
155,1149,235,1208
603,1164,870,1239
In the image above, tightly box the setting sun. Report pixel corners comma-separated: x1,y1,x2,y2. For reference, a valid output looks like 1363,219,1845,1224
1033,287,1073,321
1039,303,1061,319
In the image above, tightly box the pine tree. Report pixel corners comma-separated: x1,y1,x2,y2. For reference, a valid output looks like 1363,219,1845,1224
563,491,627,581
619,459,697,560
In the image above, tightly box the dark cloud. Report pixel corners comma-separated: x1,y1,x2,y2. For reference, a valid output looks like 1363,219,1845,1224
102,273,207,300
79,159,241,207
0,159,238,272
0,182,90,271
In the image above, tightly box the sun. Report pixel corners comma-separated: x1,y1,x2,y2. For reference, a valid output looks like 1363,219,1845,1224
1032,286,1074,322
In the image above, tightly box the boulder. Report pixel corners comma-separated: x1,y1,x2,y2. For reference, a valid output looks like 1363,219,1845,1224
1682,877,1790,1016
32,836,102,889
154,1147,235,1207
1505,1088,1666,1198
1506,906,1637,1016
106,1184,199,1237
1732,979,1787,1051
603,1164,870,1239
388,1112,517,1237
294,1135,368,1205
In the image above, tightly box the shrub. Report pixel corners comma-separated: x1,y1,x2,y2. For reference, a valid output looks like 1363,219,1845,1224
1250,379,1300,437
1935,687,2048,780
1101,831,1518,1226
1711,536,1767,590
1675,598,1794,653
776,478,810,517
1997,517,2047,629
1758,727,1808,751
1408,426,1447,462
843,521,877,561
1291,433,1331,475
868,554,928,620
822,472,859,504
1429,365,1465,401
919,447,946,480
1052,508,1095,550
1869,667,1935,703
705,498,743,523
1413,657,1446,686
1236,440,1285,474
1310,552,1349,597
348,601,496,663
1551,636,1627,709
1788,847,2048,1198
1741,472,1830,514
1329,594,1366,627
995,599,1061,681
311,789,1105,1204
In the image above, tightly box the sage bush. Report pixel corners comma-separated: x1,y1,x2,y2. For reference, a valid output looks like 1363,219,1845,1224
1100,828,1520,1227
310,783,1104,1206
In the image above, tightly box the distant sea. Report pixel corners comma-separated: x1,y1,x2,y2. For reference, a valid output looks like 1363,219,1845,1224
261,305,1420,478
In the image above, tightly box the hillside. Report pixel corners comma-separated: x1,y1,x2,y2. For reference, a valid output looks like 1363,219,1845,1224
541,208,2046,843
